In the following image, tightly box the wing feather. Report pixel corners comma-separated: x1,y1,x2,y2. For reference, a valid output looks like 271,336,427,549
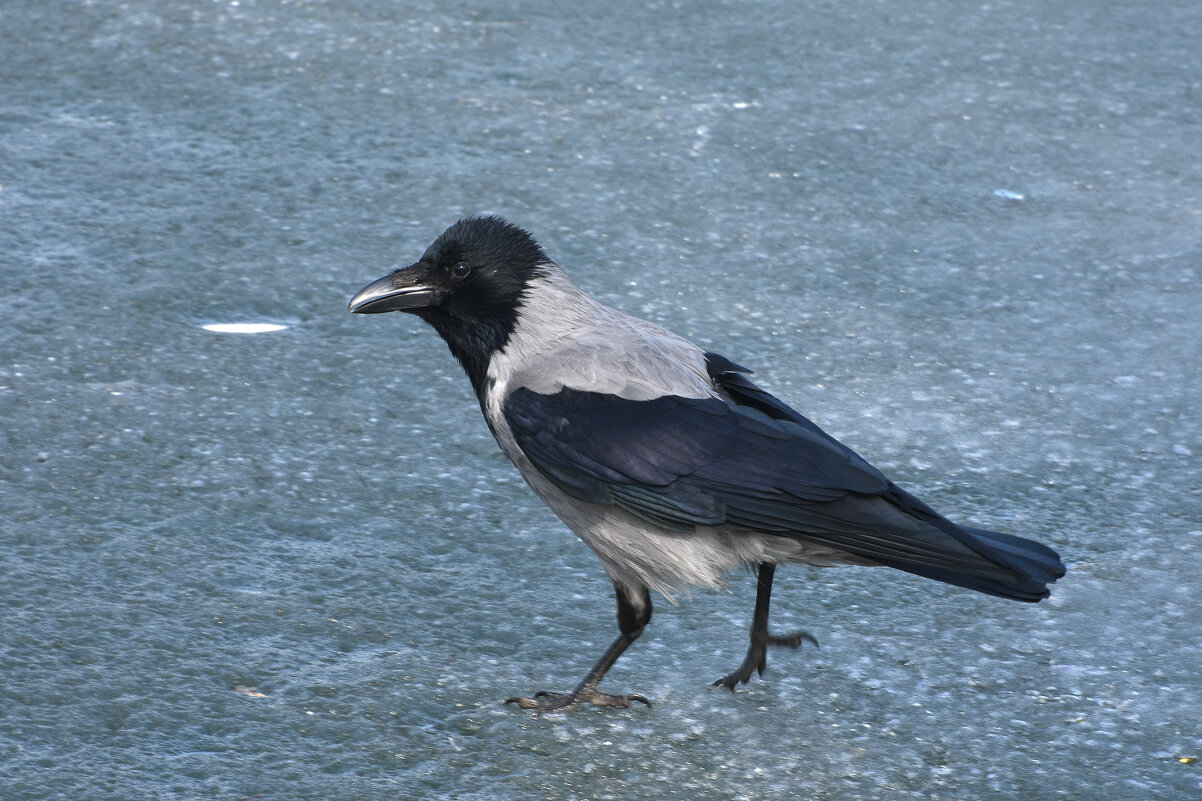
500,353,1064,601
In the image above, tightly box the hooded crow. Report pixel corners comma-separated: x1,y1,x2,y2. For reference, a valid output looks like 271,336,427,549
348,216,1066,713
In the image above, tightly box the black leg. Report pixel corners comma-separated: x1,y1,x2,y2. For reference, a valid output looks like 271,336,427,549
506,582,654,713
714,563,817,691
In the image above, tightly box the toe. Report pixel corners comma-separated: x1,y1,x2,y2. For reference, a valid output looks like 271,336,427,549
768,630,818,649
505,689,649,712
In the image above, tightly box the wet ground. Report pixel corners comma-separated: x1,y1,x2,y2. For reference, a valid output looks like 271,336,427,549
2,1,1200,798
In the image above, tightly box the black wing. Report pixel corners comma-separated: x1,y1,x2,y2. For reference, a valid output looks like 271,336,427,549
501,352,1064,601
504,382,887,526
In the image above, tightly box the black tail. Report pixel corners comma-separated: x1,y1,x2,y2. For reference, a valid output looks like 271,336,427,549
705,356,1067,601
896,525,1066,602
880,485,1067,602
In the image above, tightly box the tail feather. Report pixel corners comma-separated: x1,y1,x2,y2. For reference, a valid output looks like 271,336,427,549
962,526,1066,586
862,484,1067,602
885,525,1065,602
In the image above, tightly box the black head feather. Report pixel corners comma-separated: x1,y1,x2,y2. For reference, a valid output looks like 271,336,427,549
412,216,550,392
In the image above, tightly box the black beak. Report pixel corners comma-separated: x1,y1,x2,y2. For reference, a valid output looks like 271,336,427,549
348,263,443,314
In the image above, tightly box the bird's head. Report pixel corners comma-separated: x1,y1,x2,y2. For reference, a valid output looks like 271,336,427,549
349,216,550,390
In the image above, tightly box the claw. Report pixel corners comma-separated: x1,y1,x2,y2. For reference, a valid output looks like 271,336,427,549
505,689,651,713
714,628,818,691
770,631,819,650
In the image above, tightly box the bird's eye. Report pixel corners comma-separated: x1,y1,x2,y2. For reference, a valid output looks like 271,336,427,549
451,262,472,280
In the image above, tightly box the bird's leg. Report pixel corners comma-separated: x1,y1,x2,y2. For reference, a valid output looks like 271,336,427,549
506,583,653,713
714,563,817,691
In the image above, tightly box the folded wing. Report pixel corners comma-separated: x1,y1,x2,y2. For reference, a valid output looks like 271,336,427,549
502,356,1064,601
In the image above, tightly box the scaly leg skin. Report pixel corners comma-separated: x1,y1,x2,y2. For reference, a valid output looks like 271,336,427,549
714,563,818,691
506,583,653,714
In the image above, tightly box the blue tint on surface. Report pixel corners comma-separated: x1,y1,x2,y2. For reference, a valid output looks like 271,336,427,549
3,1,1200,798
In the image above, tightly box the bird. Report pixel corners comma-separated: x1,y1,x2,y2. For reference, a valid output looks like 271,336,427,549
348,215,1066,713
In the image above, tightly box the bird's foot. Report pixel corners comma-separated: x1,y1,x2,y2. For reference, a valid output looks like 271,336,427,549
504,689,651,713
713,629,818,691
